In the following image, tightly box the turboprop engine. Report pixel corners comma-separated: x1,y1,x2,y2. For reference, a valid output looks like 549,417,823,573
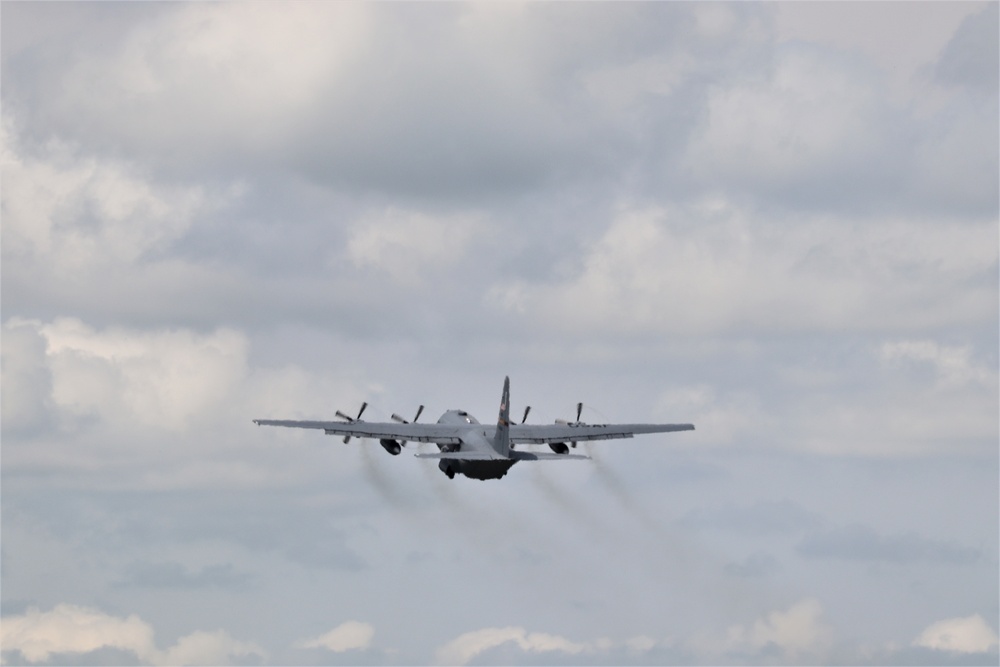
548,442,569,455
379,438,402,456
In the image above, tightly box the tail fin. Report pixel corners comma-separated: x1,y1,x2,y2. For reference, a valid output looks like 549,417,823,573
493,376,511,456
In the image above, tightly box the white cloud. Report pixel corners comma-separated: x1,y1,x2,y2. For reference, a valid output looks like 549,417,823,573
0,604,156,663
1,119,227,268
155,629,265,666
689,47,886,190
38,318,249,432
625,634,659,652
297,620,375,652
345,207,486,285
435,626,589,665
719,598,833,660
682,13,998,214
880,339,995,389
655,385,769,448
580,54,694,112
914,614,999,654
1,319,53,434
0,604,264,665
43,3,372,156
489,204,997,337
773,2,979,101
1,315,378,490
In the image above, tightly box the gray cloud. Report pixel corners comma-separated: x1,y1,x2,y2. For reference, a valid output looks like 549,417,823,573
797,524,983,565
680,499,825,535
115,562,253,591
724,552,781,579
933,3,999,92
1,3,996,664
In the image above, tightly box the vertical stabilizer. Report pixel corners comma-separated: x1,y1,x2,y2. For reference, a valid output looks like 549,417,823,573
493,376,511,456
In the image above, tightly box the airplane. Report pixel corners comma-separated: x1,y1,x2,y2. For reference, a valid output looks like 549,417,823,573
253,377,694,480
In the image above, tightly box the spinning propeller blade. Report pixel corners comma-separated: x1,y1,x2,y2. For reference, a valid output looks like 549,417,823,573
390,405,424,446
337,402,368,444
555,403,585,447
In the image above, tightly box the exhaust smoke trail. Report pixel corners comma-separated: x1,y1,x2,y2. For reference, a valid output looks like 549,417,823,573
359,440,408,509
585,442,666,533
529,466,604,534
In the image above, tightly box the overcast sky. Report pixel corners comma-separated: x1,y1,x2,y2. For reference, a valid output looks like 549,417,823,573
1,2,998,665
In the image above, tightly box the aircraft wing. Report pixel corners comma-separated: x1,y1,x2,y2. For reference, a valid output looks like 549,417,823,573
252,419,469,445
415,450,591,461
509,423,694,445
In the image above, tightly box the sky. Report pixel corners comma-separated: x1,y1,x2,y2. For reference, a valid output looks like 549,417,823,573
1,2,997,665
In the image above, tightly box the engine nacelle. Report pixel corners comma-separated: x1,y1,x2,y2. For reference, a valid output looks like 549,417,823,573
549,442,569,455
379,438,401,456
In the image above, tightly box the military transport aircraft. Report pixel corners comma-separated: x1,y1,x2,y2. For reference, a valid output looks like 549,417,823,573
254,377,694,480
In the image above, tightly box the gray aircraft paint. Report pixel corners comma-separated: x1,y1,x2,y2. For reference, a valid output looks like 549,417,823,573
254,376,695,480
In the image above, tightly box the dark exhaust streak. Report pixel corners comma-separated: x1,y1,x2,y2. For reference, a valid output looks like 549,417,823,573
585,443,666,533
359,440,408,509
530,466,604,534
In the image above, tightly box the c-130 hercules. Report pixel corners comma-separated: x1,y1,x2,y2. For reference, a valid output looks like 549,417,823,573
254,377,694,480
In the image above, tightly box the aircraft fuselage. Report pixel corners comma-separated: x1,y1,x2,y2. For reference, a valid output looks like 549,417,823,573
434,409,516,480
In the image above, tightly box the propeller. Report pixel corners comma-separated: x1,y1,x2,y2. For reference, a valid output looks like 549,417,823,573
336,401,367,444
391,405,424,447
507,405,532,451
555,402,584,447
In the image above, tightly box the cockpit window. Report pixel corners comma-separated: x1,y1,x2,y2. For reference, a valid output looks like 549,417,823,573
453,411,478,424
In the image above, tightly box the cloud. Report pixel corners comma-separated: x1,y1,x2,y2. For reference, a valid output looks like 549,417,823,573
914,614,999,654
1,4,997,665
345,207,487,286
115,562,252,591
489,204,997,337
680,499,824,535
1,119,229,266
718,598,833,660
155,630,265,667
0,314,385,492
688,45,893,199
297,620,375,652
37,318,249,432
0,4,771,201
1,115,244,327
3,3,372,166
0,604,264,665
682,10,998,215
435,626,589,665
880,339,995,389
797,524,982,565
724,553,781,579
654,384,770,447
0,319,53,435
0,604,155,664
789,340,998,457
932,4,999,92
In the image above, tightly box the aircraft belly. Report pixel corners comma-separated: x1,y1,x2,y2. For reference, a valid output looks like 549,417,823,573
457,459,516,480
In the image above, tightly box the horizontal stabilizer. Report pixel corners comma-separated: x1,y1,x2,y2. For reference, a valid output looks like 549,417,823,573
510,451,590,461
415,451,504,461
